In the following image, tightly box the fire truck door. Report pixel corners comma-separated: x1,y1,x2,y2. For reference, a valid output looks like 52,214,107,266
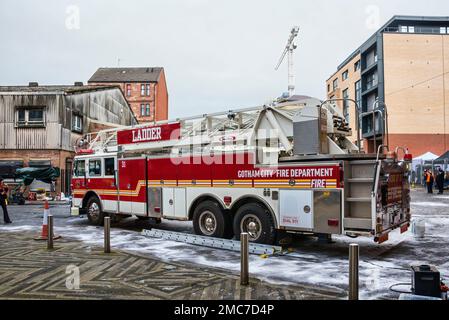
118,159,134,214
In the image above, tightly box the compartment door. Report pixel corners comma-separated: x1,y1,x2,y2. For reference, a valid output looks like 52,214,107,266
162,188,175,217
279,190,314,230
174,188,187,219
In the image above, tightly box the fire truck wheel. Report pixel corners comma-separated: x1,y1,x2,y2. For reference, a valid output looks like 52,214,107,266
86,197,105,226
233,203,275,245
193,201,228,238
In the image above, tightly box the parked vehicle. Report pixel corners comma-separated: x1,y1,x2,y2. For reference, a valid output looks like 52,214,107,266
71,99,412,244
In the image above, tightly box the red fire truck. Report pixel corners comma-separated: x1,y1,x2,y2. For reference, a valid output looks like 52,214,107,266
71,97,412,244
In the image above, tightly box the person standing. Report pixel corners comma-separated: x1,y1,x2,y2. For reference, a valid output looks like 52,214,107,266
0,178,12,224
426,170,434,194
429,171,434,194
436,168,445,195
423,169,428,187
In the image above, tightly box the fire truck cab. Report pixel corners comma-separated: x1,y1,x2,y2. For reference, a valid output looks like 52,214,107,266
71,97,412,245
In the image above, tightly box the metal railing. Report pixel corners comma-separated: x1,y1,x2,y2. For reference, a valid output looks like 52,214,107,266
320,98,361,151
360,100,389,153
384,26,448,34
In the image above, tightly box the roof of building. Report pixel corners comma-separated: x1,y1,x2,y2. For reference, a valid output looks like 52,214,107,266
88,67,163,83
329,15,449,78
0,84,121,95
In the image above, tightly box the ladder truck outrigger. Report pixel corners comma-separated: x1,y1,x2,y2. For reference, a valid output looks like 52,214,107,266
71,97,412,245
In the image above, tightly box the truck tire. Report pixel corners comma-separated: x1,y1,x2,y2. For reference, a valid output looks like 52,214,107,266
86,196,105,226
193,200,231,239
233,202,275,245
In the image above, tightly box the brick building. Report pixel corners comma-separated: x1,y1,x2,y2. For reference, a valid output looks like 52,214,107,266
326,16,449,157
0,83,137,194
88,67,169,123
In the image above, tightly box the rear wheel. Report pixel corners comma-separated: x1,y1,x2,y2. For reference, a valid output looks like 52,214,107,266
193,200,232,238
86,197,105,226
233,202,276,245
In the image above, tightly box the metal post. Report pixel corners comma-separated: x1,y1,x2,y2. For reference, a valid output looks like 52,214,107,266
349,243,359,300
47,215,54,250
104,217,111,254
240,233,249,286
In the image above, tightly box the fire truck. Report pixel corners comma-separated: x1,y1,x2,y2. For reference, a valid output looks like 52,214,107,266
71,97,412,245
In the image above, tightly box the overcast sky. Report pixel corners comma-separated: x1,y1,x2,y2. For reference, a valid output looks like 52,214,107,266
0,0,447,119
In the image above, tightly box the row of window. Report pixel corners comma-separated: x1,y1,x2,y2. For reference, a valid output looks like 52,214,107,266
126,83,152,97
398,26,449,34
15,107,84,133
328,59,361,92
74,158,116,177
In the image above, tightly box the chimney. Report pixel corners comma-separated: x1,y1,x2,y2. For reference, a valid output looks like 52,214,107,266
29,82,39,87
74,82,83,86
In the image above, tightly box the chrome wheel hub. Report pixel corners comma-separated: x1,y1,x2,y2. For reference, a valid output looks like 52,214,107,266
199,211,217,235
88,202,100,220
241,214,262,241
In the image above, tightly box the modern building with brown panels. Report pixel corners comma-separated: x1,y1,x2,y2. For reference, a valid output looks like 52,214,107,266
326,16,449,157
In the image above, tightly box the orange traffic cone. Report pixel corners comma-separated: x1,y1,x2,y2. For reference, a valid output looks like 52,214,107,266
34,200,61,241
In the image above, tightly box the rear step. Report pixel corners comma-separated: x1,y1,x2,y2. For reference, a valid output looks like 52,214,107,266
346,197,371,202
347,178,372,183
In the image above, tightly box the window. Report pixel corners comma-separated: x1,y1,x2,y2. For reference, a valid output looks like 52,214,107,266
400,26,408,33
355,80,362,110
332,78,339,91
441,27,447,34
366,72,378,90
126,84,131,97
342,70,349,81
408,26,415,33
146,84,151,96
16,107,45,127
354,60,361,72
141,84,145,96
72,113,83,133
74,160,86,177
29,160,51,168
342,89,349,122
140,104,151,116
327,84,330,92
88,159,102,176
104,158,115,176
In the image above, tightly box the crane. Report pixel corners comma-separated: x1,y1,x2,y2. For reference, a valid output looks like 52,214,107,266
275,26,300,97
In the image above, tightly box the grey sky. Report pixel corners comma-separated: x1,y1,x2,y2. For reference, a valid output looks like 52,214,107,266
0,0,447,119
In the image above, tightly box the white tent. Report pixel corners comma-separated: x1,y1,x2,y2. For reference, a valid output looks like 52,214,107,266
412,152,439,170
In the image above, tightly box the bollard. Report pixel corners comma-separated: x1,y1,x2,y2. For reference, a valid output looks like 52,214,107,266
47,215,54,250
240,232,249,286
104,217,111,253
349,243,359,300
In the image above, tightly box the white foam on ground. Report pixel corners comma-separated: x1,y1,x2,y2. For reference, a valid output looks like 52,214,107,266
413,202,448,207
3,193,448,300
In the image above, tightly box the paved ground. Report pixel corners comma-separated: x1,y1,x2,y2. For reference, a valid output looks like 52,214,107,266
0,207,343,300
0,187,447,300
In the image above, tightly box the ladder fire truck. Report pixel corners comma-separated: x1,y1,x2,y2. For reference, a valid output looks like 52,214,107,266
71,97,412,245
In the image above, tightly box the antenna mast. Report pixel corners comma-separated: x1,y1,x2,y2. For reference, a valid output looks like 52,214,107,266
275,26,300,97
